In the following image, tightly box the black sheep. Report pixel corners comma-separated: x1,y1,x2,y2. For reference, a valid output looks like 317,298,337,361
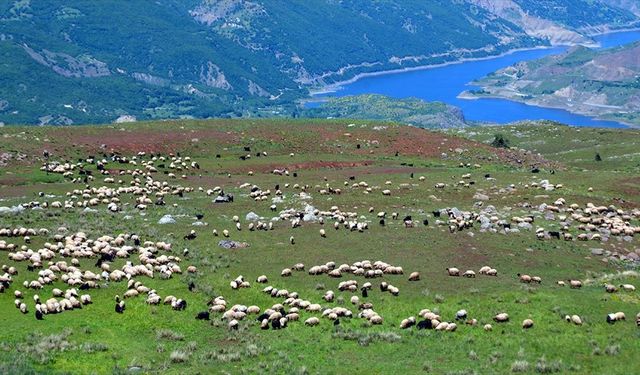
423,219,429,226
432,210,441,218
195,311,210,321
333,319,340,326
549,231,561,240
256,313,269,322
379,219,385,226
188,282,196,292
184,231,197,240
271,319,282,330
195,213,204,220
35,309,44,320
361,288,368,298
417,319,434,330
115,301,125,313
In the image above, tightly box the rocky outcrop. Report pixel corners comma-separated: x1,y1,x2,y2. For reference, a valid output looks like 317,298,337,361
199,62,232,90
23,44,110,78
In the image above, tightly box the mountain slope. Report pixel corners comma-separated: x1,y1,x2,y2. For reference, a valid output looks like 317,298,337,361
460,42,640,127
1,0,639,125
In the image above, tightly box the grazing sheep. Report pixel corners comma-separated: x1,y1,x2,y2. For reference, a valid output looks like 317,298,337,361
289,236,295,245
281,268,292,277
557,281,566,287
569,280,582,289
305,317,320,326
636,312,640,327
493,313,509,323
522,319,534,329
605,284,619,293
517,274,532,283
196,311,210,320
531,276,542,284
446,267,460,277
408,272,420,281
462,270,476,278
455,309,467,321
400,317,416,329
256,275,268,283
319,229,326,238
483,324,492,331
621,284,636,292
228,319,239,330
565,315,582,325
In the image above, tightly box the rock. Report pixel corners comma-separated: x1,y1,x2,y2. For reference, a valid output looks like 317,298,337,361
158,215,176,224
192,221,207,226
626,252,639,261
302,204,317,222
544,212,555,220
218,240,250,249
272,196,284,204
591,248,604,256
473,193,489,201
245,212,260,221
0,205,25,215
517,222,532,230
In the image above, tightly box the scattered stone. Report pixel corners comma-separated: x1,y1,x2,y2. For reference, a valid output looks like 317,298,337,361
218,240,250,249
158,215,176,224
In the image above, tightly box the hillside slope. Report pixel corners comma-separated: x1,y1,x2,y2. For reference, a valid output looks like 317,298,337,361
1,0,639,125
0,119,638,373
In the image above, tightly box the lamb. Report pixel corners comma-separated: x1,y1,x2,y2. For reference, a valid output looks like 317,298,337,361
446,267,460,276
522,319,534,329
319,229,326,238
483,324,492,331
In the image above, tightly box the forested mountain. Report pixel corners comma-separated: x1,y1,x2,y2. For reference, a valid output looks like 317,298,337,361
1,0,638,125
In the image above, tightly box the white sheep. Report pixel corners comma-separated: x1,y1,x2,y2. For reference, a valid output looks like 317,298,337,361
304,317,320,326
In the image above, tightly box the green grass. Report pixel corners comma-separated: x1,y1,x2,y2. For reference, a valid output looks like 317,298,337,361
0,118,639,374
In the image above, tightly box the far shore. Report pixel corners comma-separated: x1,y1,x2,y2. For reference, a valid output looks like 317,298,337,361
309,26,640,96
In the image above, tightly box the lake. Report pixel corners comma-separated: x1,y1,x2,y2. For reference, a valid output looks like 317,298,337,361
311,29,640,128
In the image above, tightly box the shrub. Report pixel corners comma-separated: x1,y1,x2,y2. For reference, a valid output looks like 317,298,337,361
511,360,529,373
491,134,511,148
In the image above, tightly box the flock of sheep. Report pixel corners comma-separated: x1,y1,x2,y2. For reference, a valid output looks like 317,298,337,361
1,149,639,341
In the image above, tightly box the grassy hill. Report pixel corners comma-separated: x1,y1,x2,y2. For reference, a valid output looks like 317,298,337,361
1,0,639,125
0,119,639,373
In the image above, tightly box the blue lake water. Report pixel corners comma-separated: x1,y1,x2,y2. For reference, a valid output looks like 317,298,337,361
311,30,640,128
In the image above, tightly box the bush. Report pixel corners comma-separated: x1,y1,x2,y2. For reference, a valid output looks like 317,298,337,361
491,134,511,148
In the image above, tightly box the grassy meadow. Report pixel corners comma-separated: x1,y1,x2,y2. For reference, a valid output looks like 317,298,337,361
0,119,639,374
